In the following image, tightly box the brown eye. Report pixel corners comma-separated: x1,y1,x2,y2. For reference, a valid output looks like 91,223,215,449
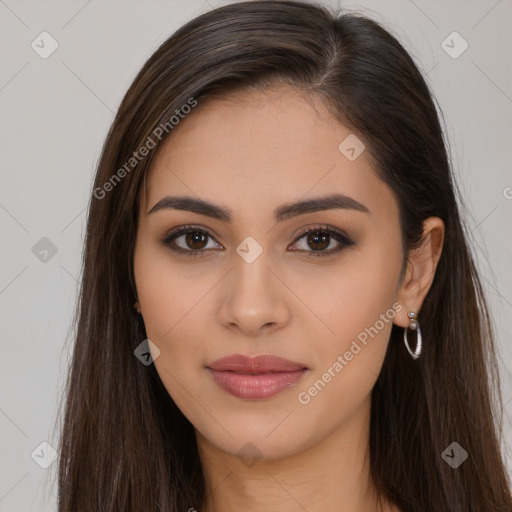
290,226,355,257
161,225,222,256
184,231,208,250
306,231,331,251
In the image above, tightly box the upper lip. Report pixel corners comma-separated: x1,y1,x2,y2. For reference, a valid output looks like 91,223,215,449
207,354,308,373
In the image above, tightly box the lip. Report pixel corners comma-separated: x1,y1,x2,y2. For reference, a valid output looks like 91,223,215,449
206,354,309,399
208,354,307,373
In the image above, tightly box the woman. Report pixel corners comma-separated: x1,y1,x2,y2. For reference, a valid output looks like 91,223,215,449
56,1,512,510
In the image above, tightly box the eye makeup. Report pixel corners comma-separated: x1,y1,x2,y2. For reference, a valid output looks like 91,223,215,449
160,223,355,258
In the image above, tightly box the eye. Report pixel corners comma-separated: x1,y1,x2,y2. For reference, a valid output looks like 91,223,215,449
161,225,222,257
161,224,355,258
289,225,355,257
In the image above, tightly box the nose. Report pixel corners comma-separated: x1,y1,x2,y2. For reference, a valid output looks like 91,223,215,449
217,251,290,337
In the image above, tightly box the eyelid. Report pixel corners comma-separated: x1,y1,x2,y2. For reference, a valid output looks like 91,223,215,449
292,223,351,242
161,223,354,257
289,224,354,257
161,224,223,254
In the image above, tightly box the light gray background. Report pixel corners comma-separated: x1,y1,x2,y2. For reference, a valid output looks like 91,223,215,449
1,0,511,510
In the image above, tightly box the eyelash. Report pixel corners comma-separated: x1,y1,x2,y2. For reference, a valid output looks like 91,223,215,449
161,224,355,259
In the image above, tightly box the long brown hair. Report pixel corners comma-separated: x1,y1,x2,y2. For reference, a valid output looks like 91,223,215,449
55,1,512,510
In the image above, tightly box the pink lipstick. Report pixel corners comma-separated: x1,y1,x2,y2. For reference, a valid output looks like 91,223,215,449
206,354,308,399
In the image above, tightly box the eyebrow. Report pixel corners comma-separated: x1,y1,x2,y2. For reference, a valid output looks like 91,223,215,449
147,193,371,222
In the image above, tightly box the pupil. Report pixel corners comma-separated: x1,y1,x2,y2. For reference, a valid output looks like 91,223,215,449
308,231,329,251
186,232,207,250
183,231,331,252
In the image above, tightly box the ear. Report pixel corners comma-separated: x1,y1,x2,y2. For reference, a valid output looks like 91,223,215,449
394,217,445,328
134,300,140,312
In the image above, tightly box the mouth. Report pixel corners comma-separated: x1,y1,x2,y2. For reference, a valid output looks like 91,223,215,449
206,354,309,399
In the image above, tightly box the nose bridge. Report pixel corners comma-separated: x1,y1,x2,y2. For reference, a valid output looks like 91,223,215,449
217,240,289,335
233,244,273,296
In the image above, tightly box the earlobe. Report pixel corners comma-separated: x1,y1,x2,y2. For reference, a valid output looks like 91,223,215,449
393,217,445,328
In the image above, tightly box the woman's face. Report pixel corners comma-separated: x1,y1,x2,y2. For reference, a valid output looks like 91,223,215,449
133,85,406,461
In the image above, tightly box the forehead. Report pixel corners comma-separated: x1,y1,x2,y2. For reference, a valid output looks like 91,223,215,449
142,85,396,225
157,85,340,156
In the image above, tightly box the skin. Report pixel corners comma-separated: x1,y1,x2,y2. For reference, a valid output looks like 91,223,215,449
133,84,444,512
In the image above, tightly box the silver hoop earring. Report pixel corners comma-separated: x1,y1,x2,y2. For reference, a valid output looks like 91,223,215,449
403,311,422,360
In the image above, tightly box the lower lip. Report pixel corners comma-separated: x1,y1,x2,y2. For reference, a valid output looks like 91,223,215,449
207,368,308,399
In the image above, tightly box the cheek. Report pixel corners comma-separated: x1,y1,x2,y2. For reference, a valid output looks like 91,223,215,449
134,247,212,414
304,248,401,347
297,246,402,400
134,243,208,345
